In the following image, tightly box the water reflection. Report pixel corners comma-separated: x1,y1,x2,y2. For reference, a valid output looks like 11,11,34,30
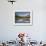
15,18,30,23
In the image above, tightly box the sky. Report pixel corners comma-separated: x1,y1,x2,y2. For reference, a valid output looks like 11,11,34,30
15,12,30,16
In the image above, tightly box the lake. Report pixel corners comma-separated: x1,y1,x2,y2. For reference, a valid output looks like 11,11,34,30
15,18,30,23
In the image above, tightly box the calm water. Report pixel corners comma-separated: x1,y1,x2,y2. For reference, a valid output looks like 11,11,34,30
15,18,30,23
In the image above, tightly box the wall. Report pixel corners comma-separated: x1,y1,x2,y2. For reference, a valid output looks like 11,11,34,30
0,0,46,42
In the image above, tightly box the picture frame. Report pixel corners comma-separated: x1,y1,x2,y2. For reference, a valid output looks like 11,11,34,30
14,10,33,26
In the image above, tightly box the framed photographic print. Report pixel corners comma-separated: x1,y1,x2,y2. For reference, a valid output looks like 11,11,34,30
14,10,33,26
